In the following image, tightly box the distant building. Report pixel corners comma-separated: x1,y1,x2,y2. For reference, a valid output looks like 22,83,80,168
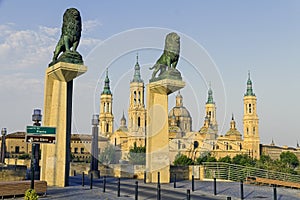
2,56,299,165
1,132,108,162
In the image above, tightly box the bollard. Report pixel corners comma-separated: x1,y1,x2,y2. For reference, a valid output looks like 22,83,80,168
174,174,176,188
90,173,93,189
144,171,146,183
135,181,138,200
103,176,106,193
117,178,120,197
213,178,217,195
82,172,84,187
227,197,232,200
192,175,195,192
273,185,277,200
240,180,244,200
157,183,161,200
157,172,160,185
187,189,191,200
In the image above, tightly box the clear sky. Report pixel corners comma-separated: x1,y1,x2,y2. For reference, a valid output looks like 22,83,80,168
0,1,300,147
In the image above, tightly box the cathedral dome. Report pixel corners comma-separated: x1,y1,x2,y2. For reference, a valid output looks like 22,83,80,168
168,91,192,133
168,106,191,118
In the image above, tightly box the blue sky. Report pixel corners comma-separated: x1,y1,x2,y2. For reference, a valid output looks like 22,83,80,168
1,1,300,147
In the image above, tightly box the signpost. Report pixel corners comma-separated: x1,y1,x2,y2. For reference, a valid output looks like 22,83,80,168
26,126,56,144
26,126,56,135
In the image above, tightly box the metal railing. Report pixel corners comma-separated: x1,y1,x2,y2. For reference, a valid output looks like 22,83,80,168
203,162,300,183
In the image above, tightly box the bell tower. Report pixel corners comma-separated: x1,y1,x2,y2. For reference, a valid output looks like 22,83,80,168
243,71,260,159
128,54,147,147
99,69,114,138
205,84,218,132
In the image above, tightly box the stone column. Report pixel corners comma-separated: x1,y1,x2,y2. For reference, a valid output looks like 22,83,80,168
146,79,185,183
40,62,87,187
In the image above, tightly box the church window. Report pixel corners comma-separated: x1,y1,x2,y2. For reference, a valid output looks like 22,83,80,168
239,143,242,150
253,127,255,134
138,117,141,127
182,144,186,149
81,148,84,154
178,141,181,149
138,91,141,104
114,138,117,146
216,145,219,150
246,127,249,134
106,124,109,133
134,91,137,105
249,104,252,113
74,148,78,154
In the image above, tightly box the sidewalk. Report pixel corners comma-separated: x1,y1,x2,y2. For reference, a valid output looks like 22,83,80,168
15,175,300,200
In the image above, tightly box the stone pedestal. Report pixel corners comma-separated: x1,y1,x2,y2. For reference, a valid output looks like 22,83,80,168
40,62,87,187
146,79,185,183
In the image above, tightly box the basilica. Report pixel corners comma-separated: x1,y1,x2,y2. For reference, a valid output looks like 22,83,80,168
99,55,260,164
1,56,300,165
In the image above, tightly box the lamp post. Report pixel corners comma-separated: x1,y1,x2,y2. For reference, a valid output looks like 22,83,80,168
31,109,42,189
89,114,100,178
1,128,7,164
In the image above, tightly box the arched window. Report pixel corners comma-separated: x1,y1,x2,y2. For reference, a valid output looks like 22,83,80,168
138,91,141,104
134,91,136,105
137,117,141,127
106,123,109,133
249,104,252,114
253,127,255,135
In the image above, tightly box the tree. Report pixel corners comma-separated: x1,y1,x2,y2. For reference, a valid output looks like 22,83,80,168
218,155,232,163
280,151,299,169
99,144,116,165
18,153,30,159
127,142,146,165
195,152,217,165
255,154,272,170
232,154,255,167
173,153,194,166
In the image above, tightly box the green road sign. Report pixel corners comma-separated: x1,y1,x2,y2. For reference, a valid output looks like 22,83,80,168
26,126,56,135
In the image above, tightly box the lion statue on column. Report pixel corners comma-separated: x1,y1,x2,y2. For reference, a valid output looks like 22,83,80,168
50,8,83,66
149,32,181,80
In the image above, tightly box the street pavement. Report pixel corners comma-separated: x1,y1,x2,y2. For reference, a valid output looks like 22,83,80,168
15,175,300,200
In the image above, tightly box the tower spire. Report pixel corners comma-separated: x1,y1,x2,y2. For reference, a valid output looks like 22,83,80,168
132,52,143,82
206,82,214,104
230,113,236,130
245,70,255,96
102,68,112,95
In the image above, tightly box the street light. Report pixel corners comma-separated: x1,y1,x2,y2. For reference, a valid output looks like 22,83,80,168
32,109,42,126
89,114,100,178
1,128,7,164
31,109,42,189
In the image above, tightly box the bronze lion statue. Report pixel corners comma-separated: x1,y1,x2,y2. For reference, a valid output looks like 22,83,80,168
52,8,82,62
149,32,180,79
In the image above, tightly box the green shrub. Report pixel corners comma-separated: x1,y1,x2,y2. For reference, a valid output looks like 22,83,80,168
24,189,38,200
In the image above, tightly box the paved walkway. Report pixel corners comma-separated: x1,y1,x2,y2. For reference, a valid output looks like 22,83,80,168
14,175,300,200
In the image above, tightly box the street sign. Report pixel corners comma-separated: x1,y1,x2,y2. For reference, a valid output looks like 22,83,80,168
26,135,56,144
26,126,56,135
